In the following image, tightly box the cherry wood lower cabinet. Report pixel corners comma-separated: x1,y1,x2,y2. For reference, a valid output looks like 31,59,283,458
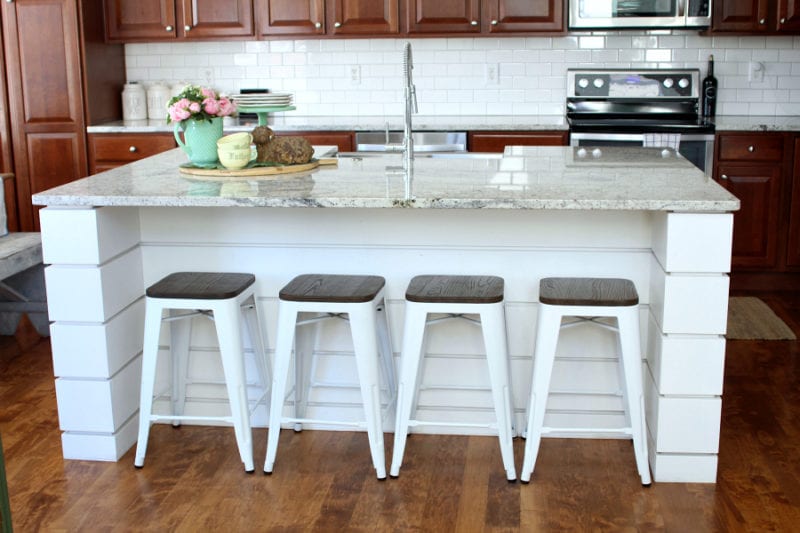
89,133,178,174
786,136,800,267
468,130,568,152
276,131,354,152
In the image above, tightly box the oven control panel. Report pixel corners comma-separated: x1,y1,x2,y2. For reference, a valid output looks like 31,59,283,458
568,69,700,99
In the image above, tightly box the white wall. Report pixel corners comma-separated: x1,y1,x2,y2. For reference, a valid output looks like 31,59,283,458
125,32,800,117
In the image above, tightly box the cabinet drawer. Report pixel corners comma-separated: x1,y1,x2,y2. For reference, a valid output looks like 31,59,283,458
717,134,784,162
90,133,176,163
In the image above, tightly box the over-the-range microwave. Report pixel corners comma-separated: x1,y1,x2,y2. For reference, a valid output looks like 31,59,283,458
569,0,712,30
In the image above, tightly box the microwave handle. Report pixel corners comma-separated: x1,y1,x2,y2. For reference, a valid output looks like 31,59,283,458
678,0,685,18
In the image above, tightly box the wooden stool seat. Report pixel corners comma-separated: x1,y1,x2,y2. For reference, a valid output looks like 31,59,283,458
145,272,255,300
539,277,639,307
405,275,504,304
279,274,385,303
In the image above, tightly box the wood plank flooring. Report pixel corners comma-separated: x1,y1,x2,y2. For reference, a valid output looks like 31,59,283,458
2,292,800,531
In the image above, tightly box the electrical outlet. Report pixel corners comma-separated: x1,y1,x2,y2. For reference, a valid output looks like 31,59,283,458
748,61,765,83
203,69,214,85
485,63,499,85
349,65,361,85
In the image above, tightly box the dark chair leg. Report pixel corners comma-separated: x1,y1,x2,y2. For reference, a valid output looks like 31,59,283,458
0,433,12,533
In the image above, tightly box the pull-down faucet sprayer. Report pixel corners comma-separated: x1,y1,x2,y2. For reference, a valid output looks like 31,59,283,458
402,42,417,200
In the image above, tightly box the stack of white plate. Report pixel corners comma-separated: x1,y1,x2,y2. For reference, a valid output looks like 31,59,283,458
231,93,293,107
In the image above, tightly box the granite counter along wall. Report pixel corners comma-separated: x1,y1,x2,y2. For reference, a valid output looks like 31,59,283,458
124,33,800,118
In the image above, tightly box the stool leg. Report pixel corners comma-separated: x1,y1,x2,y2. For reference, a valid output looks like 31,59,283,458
214,299,255,473
134,300,165,468
390,302,428,478
169,311,192,427
617,307,652,485
292,313,317,431
480,303,517,482
264,303,298,474
520,304,562,483
376,299,397,404
242,295,271,413
350,304,388,479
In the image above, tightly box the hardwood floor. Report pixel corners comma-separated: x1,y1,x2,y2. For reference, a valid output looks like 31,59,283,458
2,295,800,531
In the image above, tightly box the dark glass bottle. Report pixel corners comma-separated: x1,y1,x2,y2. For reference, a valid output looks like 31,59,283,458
702,55,717,118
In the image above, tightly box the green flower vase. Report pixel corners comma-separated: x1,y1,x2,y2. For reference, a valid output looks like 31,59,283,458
174,117,223,166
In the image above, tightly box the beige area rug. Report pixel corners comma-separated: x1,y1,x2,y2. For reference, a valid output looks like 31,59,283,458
727,297,797,340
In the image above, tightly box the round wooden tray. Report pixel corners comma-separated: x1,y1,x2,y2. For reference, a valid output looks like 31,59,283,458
179,159,320,179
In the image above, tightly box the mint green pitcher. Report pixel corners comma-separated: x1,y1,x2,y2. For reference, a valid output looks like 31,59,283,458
174,117,223,165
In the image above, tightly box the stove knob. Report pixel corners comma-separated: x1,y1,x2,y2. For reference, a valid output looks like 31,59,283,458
593,78,605,88
663,78,674,89
578,78,589,89
576,148,588,158
591,148,602,158
678,77,690,89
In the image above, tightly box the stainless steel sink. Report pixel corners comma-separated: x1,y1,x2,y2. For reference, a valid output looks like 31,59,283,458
355,131,467,152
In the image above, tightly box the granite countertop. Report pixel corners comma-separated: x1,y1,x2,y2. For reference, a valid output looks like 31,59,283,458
86,114,800,134
86,115,569,134
32,146,739,212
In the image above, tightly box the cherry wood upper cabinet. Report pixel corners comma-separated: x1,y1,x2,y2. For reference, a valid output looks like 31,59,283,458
105,0,254,42
407,0,481,34
407,0,562,35
485,0,563,33
329,0,400,35
257,0,326,36
712,0,800,33
778,0,800,32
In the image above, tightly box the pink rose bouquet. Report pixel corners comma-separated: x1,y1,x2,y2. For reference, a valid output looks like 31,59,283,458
166,85,236,124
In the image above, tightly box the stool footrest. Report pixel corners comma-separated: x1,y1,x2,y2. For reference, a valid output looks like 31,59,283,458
149,414,234,424
409,420,501,430
541,426,633,436
282,417,366,429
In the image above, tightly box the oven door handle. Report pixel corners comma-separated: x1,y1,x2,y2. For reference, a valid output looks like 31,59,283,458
570,132,714,144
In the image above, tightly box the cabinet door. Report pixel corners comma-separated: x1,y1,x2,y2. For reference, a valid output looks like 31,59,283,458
257,0,325,36
712,0,769,32
786,137,800,267
468,131,568,152
716,164,782,269
406,0,481,34
485,0,563,33
178,0,254,38
2,0,88,231
330,0,399,34
275,131,354,152
778,0,800,32
105,0,178,41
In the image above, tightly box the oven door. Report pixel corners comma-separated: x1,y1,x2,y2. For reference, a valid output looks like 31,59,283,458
570,132,714,176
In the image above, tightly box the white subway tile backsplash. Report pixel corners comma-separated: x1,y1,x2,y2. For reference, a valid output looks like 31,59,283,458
127,34,800,118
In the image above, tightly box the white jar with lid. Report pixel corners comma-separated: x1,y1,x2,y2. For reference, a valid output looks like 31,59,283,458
146,82,171,120
122,82,147,120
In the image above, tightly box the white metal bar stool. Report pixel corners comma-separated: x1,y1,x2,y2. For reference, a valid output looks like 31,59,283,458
521,277,651,485
264,274,396,479
134,272,270,473
390,275,517,482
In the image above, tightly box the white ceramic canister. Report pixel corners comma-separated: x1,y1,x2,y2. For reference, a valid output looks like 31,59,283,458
146,82,171,120
122,82,147,120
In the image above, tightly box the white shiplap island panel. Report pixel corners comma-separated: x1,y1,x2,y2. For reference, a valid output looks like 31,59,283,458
33,146,738,483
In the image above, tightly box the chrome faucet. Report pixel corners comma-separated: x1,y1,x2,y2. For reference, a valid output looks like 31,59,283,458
402,42,417,200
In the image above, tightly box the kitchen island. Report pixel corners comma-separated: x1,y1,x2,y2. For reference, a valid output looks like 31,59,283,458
33,146,738,483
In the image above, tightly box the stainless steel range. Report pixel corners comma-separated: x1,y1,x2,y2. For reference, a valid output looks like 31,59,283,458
567,68,715,175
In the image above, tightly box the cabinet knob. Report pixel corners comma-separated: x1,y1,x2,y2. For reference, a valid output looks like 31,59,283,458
165,25,173,32
781,17,786,24
759,18,766,24
470,20,478,26
491,20,498,25
748,145,755,152
129,146,138,153
721,174,728,180
334,21,341,28
315,22,322,29
184,25,191,32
